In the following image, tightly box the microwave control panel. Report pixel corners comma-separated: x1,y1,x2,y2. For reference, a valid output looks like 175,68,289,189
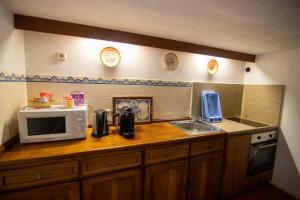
72,109,87,138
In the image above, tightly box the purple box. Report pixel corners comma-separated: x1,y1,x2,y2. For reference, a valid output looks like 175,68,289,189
71,91,84,106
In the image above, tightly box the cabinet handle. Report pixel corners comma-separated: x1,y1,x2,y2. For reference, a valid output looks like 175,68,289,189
164,153,169,157
184,182,192,191
111,162,119,166
183,183,188,191
245,154,249,162
32,173,41,180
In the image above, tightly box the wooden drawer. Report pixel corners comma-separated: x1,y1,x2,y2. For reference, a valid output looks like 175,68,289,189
82,151,141,176
0,161,79,191
145,144,189,164
0,182,80,200
191,139,224,156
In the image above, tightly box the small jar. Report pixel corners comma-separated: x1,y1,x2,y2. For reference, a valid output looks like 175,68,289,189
71,91,84,106
64,96,74,108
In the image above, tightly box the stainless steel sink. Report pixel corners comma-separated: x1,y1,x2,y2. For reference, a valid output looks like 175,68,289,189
170,120,220,135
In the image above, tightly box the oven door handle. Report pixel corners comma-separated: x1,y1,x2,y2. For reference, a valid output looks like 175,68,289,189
256,143,277,149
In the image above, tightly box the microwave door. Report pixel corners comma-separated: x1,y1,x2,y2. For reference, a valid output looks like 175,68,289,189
20,111,74,143
27,117,66,136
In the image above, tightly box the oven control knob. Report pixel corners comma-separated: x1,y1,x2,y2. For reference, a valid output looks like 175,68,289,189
257,136,261,140
269,134,273,138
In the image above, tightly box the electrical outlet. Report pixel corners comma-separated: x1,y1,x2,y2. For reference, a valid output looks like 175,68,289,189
57,52,67,61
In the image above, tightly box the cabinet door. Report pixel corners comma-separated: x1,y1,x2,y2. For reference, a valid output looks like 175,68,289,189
144,160,188,200
0,182,80,200
189,152,223,200
82,169,141,200
221,135,251,198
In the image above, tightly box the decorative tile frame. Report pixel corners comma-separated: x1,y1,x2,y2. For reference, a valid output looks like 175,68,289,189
0,72,192,87
113,96,153,124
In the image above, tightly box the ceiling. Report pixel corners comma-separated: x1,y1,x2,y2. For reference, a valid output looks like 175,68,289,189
3,0,300,55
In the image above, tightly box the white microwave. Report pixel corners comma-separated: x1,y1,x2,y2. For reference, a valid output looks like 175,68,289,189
18,105,88,143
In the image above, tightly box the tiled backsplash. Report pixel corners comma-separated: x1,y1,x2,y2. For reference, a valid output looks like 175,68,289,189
191,82,284,125
27,82,192,124
191,82,244,118
1,72,192,124
241,85,284,125
1,72,284,127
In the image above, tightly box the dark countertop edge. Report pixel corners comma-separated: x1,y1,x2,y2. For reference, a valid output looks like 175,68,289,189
0,130,227,170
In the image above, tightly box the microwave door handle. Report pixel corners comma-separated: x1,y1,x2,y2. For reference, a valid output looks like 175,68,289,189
257,143,277,149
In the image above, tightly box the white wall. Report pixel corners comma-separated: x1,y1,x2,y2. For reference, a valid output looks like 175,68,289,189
24,31,246,84
0,2,26,145
244,48,300,198
0,3,25,73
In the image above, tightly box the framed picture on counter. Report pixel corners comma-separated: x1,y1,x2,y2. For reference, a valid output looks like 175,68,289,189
113,96,153,124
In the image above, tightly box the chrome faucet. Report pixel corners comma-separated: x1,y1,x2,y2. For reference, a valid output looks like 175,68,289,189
191,114,202,122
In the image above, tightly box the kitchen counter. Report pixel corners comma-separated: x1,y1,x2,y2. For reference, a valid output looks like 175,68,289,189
212,119,279,136
0,120,278,168
0,122,226,167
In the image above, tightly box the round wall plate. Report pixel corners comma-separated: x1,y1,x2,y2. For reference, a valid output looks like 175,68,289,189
207,59,219,75
100,47,121,67
163,53,179,71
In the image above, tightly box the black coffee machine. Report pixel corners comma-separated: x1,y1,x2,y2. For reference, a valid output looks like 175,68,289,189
92,109,109,137
117,107,135,139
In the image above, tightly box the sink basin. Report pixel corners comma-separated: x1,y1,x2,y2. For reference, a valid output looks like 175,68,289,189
170,120,220,135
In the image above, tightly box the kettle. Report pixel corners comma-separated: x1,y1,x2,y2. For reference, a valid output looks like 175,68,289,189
92,109,109,137
117,107,135,139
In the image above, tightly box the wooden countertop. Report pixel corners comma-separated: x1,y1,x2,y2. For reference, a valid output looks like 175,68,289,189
0,122,226,167
0,120,278,167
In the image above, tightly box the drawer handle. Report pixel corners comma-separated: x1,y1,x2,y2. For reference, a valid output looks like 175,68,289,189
32,173,41,180
164,152,174,157
32,172,48,180
111,162,120,166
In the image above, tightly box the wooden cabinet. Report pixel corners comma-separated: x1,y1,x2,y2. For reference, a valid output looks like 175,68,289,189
188,152,223,200
144,160,188,200
82,169,141,200
0,182,80,200
0,129,226,200
221,135,251,198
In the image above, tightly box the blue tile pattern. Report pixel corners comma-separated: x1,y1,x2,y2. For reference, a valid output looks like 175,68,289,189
0,72,26,82
0,72,192,87
114,98,152,123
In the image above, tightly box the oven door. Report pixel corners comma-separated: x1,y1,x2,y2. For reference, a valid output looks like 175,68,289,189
247,140,277,176
18,111,74,143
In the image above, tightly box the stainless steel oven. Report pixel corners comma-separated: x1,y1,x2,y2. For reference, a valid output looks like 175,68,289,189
247,131,278,176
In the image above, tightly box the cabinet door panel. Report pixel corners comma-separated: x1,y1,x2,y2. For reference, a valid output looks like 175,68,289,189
82,169,141,200
144,160,188,200
0,182,79,200
189,152,223,200
221,135,251,198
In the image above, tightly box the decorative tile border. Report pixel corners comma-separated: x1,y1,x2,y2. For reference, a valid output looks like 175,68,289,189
0,72,192,87
0,72,26,82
